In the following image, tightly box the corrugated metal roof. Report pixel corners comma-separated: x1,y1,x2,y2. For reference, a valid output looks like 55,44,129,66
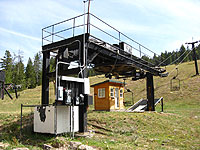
91,80,124,87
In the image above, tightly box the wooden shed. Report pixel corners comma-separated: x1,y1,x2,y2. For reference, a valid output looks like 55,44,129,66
91,80,125,111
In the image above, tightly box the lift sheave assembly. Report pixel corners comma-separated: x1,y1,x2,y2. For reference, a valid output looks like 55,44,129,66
33,12,168,135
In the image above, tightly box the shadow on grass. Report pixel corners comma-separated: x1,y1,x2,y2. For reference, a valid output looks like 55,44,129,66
0,113,56,148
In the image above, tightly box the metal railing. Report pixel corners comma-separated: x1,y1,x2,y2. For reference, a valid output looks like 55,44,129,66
42,13,159,61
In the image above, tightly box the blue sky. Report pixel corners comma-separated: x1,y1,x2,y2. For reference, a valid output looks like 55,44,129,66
0,0,200,65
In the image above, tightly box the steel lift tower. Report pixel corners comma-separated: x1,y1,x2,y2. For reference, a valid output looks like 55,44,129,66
34,13,168,134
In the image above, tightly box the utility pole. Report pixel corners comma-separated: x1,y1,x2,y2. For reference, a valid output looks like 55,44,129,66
186,41,199,76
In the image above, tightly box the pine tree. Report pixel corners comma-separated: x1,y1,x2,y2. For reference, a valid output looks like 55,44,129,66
12,50,26,88
0,50,13,83
25,58,36,88
196,44,200,60
179,45,188,62
33,53,42,86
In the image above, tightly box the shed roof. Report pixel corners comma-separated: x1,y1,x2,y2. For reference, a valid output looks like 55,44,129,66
91,80,124,87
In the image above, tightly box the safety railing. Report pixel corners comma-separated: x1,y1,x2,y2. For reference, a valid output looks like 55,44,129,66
42,13,159,61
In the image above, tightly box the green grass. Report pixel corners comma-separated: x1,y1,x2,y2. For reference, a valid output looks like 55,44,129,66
0,61,200,149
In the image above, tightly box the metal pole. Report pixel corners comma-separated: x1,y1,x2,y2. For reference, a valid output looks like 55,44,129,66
119,32,121,45
87,0,91,33
42,29,44,46
52,25,54,43
72,105,74,139
186,41,199,76
70,105,72,139
192,44,199,75
161,98,163,112
83,1,86,67
132,92,134,105
20,104,23,137
73,18,75,37
146,72,155,111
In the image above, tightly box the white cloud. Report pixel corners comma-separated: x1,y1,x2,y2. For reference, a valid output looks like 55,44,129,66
0,27,40,41
1,0,200,64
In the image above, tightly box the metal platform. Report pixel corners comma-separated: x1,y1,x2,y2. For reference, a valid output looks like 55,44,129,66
42,13,168,79
42,33,167,78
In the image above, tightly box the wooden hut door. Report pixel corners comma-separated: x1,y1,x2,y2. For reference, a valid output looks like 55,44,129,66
115,88,119,108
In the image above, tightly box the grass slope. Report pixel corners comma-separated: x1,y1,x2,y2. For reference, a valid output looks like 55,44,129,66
0,61,199,149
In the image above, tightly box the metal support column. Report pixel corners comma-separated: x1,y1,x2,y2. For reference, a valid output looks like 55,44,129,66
186,41,199,76
192,45,199,75
79,67,89,132
79,37,89,132
146,72,155,111
79,98,88,132
42,51,50,105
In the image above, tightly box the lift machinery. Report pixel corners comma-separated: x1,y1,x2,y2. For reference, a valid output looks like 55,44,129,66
34,13,168,134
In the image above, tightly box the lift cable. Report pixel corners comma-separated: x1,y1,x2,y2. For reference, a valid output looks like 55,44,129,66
157,52,176,67
168,50,188,66
124,49,193,98
168,50,193,75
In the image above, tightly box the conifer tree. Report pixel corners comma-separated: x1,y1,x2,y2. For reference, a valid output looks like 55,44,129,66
33,53,42,86
179,45,188,62
25,58,36,88
12,50,26,88
0,50,13,83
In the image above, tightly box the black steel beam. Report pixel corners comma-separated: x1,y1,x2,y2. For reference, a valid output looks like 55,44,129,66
88,42,164,76
42,51,50,105
42,34,89,52
186,41,199,76
192,46,199,75
146,72,155,111
79,39,89,132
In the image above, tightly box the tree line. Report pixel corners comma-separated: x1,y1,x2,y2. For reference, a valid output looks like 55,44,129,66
0,50,42,89
142,44,200,66
1,44,200,89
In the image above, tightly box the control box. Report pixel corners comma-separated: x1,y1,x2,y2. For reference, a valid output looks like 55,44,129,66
56,76,92,106
34,105,79,134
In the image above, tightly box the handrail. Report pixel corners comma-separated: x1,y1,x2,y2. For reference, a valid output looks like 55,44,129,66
42,13,86,30
42,13,160,65
90,24,119,41
90,13,160,56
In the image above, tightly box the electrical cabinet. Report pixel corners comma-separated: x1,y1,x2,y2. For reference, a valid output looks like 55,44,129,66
56,76,90,105
34,105,79,134
34,76,92,134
